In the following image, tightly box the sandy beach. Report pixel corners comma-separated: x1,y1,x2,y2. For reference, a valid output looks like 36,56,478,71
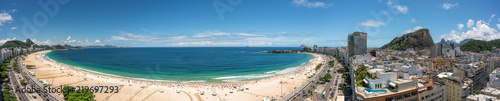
23,50,324,101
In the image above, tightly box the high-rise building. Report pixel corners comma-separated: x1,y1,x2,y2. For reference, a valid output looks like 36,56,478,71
348,31,367,57
430,44,442,58
445,77,473,101
313,45,318,52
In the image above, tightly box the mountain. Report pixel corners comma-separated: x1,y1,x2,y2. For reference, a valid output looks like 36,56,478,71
63,44,73,49
25,39,35,45
0,40,35,48
437,38,472,48
381,29,434,51
460,39,500,52
54,45,66,50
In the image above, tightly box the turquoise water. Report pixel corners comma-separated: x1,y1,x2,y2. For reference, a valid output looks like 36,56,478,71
364,88,388,93
44,47,313,82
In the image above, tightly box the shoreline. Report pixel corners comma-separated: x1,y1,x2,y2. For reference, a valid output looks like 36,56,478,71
26,50,325,100
41,50,315,83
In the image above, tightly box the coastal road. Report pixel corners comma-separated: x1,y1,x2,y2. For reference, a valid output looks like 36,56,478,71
280,53,330,101
16,56,64,101
315,55,340,101
8,58,30,101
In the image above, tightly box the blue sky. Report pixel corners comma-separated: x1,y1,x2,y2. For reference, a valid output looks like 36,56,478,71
0,0,499,47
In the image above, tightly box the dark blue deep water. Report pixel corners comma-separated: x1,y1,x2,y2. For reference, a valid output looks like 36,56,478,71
44,47,313,82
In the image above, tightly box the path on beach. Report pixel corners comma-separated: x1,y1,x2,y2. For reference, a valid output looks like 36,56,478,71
194,93,203,101
102,86,124,101
181,90,194,101
141,89,160,101
128,87,146,101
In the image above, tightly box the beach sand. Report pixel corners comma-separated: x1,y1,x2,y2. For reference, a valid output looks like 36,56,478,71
24,50,324,101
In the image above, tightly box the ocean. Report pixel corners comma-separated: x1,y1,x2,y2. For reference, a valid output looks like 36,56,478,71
44,47,313,82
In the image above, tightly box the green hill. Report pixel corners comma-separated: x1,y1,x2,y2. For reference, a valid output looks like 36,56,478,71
381,29,435,51
0,40,35,48
54,45,66,50
460,39,500,52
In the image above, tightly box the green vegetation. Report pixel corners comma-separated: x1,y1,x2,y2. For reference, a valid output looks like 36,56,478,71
316,63,323,70
475,90,481,94
41,45,53,50
20,79,27,86
339,83,345,89
0,40,34,48
460,39,500,52
2,90,17,101
63,86,95,101
1,72,8,79
2,83,9,89
54,45,66,50
26,65,35,69
12,63,20,73
328,60,335,67
319,73,332,82
354,65,368,87
338,68,346,73
371,74,377,79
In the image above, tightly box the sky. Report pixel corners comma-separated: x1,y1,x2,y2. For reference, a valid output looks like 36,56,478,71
0,0,499,47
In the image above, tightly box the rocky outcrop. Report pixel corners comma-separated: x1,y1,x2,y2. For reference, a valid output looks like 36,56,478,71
381,29,434,50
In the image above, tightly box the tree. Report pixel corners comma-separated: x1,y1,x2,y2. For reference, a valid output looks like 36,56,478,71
1,72,8,79
63,86,76,97
20,79,27,86
475,90,481,94
339,83,345,88
371,74,377,79
3,83,9,89
66,89,95,101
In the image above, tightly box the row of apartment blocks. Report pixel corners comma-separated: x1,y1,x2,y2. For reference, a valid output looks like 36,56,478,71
347,44,500,101
302,31,500,101
0,45,45,63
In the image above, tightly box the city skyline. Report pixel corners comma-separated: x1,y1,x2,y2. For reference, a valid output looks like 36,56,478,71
0,0,499,47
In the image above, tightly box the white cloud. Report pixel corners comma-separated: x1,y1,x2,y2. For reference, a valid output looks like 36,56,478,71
9,9,17,13
66,36,71,40
9,26,16,30
442,3,458,10
401,26,423,34
110,31,261,43
292,0,333,8
108,30,312,47
458,24,464,30
386,0,408,14
0,12,14,26
489,14,496,23
411,18,417,23
94,39,101,43
497,24,500,30
395,5,408,14
440,20,500,43
358,19,384,27
0,37,16,45
166,41,274,47
30,38,105,46
467,19,474,28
